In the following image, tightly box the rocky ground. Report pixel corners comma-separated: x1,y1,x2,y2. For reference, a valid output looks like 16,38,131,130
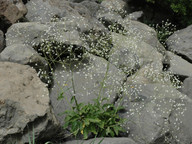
0,0,192,144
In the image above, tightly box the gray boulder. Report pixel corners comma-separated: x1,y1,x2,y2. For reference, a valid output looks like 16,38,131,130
123,20,166,54
126,11,143,21
80,1,102,17
63,137,137,144
50,53,126,124
167,51,192,77
0,0,27,24
0,44,47,66
0,44,49,83
0,62,60,144
180,77,192,99
26,0,100,23
0,30,4,52
6,22,49,46
26,0,66,22
166,25,192,62
109,33,163,74
101,0,129,15
6,22,82,47
169,98,192,144
118,83,187,144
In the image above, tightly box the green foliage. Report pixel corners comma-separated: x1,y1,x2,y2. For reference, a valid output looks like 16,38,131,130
62,96,125,139
97,0,103,4
145,0,192,26
150,19,176,47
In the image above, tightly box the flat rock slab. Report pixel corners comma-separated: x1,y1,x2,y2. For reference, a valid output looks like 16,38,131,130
119,83,187,144
63,137,137,144
170,98,192,144
180,77,192,99
167,51,192,77
6,22,83,47
0,44,47,66
166,25,192,62
0,62,59,144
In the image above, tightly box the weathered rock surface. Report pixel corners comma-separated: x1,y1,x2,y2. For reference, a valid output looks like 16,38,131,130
166,25,192,62
0,44,49,84
6,22,49,46
0,0,27,31
26,0,101,23
0,44,47,66
63,137,137,144
0,30,4,52
2,0,192,143
127,11,143,21
118,83,187,144
180,77,192,99
124,20,166,54
101,0,128,14
80,0,101,17
0,62,60,144
50,53,126,124
169,98,192,144
6,22,83,47
109,33,163,74
26,0,65,22
167,51,192,77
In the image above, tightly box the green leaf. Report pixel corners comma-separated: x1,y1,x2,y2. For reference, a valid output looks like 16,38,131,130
106,127,110,135
113,126,119,136
84,119,90,126
73,128,79,137
90,125,97,135
78,103,84,109
86,118,101,123
57,92,64,100
116,106,125,111
109,129,115,137
97,121,104,129
70,96,75,104
83,127,89,139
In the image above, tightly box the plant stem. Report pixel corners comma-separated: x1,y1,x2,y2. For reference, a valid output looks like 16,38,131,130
71,72,80,111
98,62,110,101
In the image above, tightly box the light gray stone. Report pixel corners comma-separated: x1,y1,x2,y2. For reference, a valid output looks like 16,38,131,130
118,83,187,144
169,98,192,144
101,0,128,14
0,62,60,144
26,0,98,23
6,22,49,46
110,33,163,74
166,25,192,62
167,51,192,77
123,20,166,55
26,0,65,22
6,22,82,47
0,44,47,66
126,11,143,21
63,137,137,144
180,77,192,99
